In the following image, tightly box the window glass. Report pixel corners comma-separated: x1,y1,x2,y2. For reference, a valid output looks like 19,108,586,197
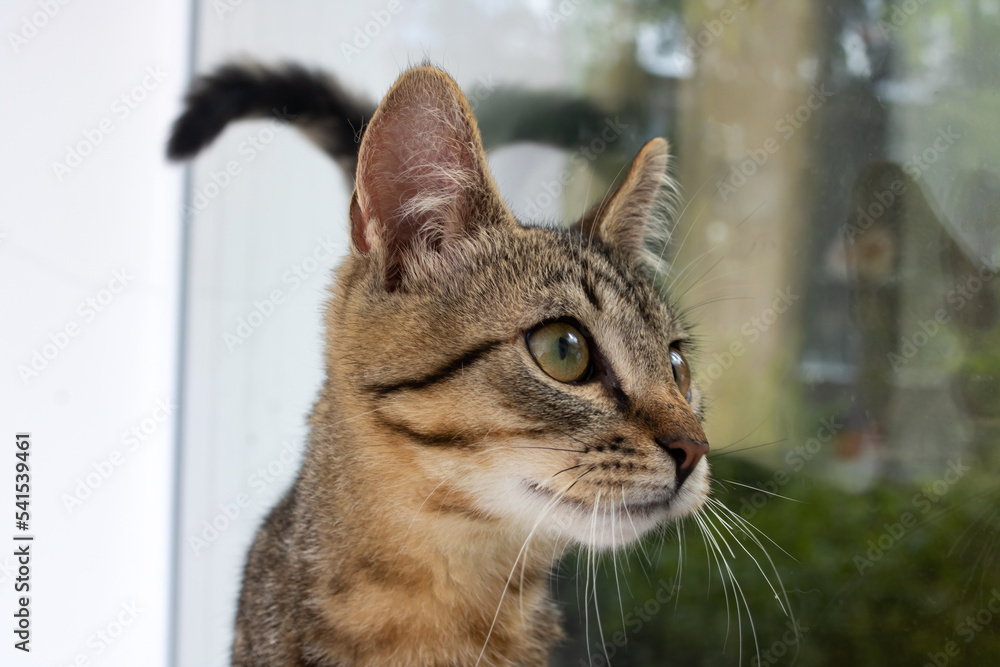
179,2,1000,664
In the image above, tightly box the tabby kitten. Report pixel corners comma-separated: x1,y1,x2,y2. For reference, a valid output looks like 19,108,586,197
172,64,710,667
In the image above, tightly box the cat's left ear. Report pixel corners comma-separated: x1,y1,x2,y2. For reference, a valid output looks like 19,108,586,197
572,138,676,262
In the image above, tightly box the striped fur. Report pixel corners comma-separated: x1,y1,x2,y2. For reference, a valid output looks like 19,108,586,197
219,65,710,666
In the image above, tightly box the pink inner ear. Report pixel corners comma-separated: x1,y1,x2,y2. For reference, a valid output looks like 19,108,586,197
354,82,481,264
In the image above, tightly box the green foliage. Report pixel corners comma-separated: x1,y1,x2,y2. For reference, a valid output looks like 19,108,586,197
552,455,1000,666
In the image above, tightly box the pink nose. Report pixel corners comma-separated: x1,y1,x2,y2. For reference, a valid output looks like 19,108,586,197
657,437,709,486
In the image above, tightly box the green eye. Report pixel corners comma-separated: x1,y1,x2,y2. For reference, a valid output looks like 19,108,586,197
527,321,591,383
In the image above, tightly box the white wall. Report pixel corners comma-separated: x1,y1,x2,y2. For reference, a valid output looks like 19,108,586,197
0,1,190,665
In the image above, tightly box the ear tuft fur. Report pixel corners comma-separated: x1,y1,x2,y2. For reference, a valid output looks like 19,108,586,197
574,138,680,272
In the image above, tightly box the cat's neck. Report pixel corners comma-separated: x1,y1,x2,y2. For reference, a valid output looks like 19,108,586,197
298,389,566,665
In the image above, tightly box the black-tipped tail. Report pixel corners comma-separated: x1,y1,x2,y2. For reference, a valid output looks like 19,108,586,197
167,63,373,168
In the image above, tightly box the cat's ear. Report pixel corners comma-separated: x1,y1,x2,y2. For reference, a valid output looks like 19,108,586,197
573,138,677,263
349,66,507,287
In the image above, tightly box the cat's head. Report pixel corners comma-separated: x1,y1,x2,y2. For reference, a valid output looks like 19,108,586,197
329,66,709,549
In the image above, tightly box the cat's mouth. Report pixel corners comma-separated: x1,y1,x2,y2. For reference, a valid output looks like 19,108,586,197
520,479,678,545
516,469,710,548
522,479,673,509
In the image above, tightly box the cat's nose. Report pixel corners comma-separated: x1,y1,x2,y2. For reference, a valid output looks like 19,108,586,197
656,437,709,486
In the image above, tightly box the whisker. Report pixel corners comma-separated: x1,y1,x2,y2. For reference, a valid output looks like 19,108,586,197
706,504,789,617
660,207,717,297
736,199,767,229
610,493,627,644
673,254,726,302
619,487,645,553
546,463,588,482
700,511,760,666
710,498,797,562
674,518,685,612
680,265,754,292
694,513,736,653
496,444,588,454
583,497,596,666
949,506,998,559
683,295,756,311
652,173,715,284
709,502,801,664
553,428,623,456
709,438,786,459
475,467,593,667
662,196,765,301
591,492,610,667
711,417,769,453
718,478,804,503
665,234,751,301
620,487,654,589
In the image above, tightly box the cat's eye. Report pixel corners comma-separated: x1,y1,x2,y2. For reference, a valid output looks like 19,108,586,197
527,321,591,383
670,345,692,402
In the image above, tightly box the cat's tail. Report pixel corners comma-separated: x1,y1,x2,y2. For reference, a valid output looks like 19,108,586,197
166,62,372,173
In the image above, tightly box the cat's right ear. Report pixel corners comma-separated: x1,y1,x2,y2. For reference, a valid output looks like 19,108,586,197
349,66,507,288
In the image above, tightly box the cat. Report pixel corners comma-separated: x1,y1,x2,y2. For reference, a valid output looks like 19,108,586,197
170,63,711,667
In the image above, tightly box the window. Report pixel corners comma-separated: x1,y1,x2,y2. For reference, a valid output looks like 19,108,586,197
177,2,1000,664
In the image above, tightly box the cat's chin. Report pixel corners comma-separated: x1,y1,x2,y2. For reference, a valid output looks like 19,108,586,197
514,469,710,550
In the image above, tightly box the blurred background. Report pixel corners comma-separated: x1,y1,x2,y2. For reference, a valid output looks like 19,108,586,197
3,0,999,665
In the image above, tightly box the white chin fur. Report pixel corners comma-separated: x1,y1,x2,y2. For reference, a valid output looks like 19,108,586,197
545,501,667,549
488,462,710,550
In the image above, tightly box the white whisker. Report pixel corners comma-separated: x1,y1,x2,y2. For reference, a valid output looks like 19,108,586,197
611,493,627,645
651,172,714,284
474,469,590,667
717,479,804,503
700,510,761,667
708,499,798,662
705,505,787,616
694,513,734,645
